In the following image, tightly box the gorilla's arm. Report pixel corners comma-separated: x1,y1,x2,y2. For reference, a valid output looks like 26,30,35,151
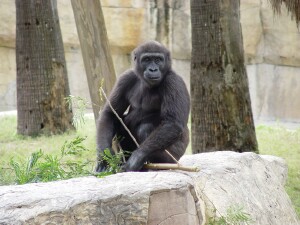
96,71,136,172
124,73,190,171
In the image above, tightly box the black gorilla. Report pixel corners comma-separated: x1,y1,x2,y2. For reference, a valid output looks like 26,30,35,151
96,41,190,172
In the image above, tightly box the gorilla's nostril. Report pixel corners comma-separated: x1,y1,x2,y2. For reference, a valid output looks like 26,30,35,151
150,68,157,72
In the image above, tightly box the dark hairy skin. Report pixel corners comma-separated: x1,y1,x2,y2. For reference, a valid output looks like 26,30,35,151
96,41,190,172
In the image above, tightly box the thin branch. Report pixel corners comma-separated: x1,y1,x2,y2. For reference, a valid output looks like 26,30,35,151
144,163,200,172
165,149,180,164
117,143,126,163
100,87,140,148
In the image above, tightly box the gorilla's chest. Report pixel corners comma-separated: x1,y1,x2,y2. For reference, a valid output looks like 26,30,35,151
128,88,161,114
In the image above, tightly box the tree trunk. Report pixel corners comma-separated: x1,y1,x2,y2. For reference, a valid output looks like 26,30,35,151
16,0,74,136
190,0,258,153
71,0,116,121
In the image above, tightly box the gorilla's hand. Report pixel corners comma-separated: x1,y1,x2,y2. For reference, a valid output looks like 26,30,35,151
123,149,146,172
95,160,108,173
95,148,112,173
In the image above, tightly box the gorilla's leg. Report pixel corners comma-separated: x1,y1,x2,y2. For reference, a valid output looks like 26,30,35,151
117,123,138,157
147,127,189,163
137,123,155,143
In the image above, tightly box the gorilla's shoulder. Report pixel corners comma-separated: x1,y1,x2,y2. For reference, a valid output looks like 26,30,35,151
118,69,139,84
166,70,186,84
119,69,136,78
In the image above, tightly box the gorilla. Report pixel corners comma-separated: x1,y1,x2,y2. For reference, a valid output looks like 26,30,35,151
96,41,190,172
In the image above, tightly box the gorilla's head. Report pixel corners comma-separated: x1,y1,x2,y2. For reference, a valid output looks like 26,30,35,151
133,41,172,86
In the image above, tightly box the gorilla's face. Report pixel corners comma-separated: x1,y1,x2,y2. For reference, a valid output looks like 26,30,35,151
133,41,171,87
140,53,165,86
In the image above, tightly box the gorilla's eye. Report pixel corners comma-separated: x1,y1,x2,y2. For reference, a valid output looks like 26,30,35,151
143,57,150,62
154,57,162,64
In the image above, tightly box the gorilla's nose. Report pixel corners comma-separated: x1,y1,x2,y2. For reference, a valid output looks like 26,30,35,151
149,68,158,72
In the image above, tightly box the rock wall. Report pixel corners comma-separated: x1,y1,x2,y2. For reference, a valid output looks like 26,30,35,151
0,152,299,225
0,0,300,123
241,0,300,123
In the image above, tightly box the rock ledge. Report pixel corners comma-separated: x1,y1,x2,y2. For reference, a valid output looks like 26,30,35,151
0,152,299,225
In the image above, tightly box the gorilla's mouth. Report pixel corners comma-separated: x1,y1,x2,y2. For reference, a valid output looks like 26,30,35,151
149,75,160,80
144,72,161,82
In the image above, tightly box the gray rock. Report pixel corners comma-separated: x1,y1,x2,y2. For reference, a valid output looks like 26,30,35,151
0,152,299,225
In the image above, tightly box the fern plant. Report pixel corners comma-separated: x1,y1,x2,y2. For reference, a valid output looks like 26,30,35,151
10,136,92,184
10,150,44,184
65,95,89,128
96,149,125,177
208,205,253,225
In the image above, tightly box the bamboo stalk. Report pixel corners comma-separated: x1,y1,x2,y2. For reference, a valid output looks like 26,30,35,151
144,163,200,172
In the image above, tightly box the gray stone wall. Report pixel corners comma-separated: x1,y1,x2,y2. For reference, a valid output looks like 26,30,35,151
241,0,300,123
0,0,299,123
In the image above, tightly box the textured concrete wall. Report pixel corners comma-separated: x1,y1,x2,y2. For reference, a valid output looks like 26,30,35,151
0,0,299,123
241,0,300,123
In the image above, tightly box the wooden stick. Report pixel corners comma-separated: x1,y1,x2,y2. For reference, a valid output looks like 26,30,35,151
165,149,180,164
144,163,200,172
100,87,140,147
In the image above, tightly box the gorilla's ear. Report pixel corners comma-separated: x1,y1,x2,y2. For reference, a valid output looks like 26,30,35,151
166,52,171,61
166,51,171,66
132,51,137,62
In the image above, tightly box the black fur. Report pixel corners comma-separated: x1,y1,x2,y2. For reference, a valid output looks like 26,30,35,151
96,41,190,172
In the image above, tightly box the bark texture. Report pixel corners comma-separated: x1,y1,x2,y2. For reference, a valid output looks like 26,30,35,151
190,0,258,153
71,0,116,120
16,0,73,136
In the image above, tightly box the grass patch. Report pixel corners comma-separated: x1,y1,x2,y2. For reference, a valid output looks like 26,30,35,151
256,124,300,217
9,136,93,184
0,116,299,217
0,115,96,185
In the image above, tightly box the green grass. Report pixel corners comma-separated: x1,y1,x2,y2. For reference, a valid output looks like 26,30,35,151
0,115,96,184
256,124,300,217
0,116,299,218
